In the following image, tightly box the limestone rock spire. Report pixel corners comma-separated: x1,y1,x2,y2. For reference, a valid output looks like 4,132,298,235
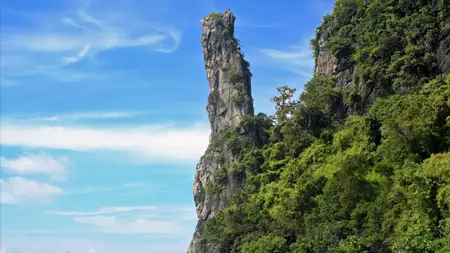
187,9,255,253
200,9,254,136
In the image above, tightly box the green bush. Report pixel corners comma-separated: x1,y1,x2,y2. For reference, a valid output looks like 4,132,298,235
208,12,222,20
241,235,288,253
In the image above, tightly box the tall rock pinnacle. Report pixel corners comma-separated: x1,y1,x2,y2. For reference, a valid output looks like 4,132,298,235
188,9,255,253
201,9,254,136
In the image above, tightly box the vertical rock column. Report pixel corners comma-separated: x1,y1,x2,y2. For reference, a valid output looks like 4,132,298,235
187,9,254,253
202,9,254,136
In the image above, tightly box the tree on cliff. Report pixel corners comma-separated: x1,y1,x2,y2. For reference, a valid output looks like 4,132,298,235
196,1,450,252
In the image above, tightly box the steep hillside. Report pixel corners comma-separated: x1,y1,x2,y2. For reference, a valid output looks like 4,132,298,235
312,0,450,115
188,9,267,253
189,1,450,253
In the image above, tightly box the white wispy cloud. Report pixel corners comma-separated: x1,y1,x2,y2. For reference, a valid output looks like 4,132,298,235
1,111,144,124
0,0,181,83
47,205,195,218
1,152,68,180
47,206,158,216
39,111,143,121
0,237,100,253
0,229,69,235
0,122,209,163
261,49,311,60
63,45,91,64
0,177,64,205
73,215,186,235
70,182,151,195
257,40,315,78
46,205,195,235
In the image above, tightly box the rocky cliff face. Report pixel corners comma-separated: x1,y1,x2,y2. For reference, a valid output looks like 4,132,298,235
187,3,450,253
315,26,363,116
188,9,255,253
315,0,450,116
436,0,450,73
437,31,450,73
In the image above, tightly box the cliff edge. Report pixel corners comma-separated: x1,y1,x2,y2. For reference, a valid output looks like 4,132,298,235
188,9,255,253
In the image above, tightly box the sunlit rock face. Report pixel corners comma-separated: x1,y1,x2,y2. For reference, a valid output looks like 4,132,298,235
187,9,255,253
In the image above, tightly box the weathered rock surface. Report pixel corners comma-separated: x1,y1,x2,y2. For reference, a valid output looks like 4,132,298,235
437,31,450,74
187,4,450,253
315,28,337,78
201,10,254,137
436,0,450,74
315,7,450,116
187,9,255,253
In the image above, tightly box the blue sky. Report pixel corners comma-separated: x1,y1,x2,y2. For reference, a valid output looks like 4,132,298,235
0,0,334,252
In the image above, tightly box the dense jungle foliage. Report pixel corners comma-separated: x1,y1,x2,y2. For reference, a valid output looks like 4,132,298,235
202,0,450,252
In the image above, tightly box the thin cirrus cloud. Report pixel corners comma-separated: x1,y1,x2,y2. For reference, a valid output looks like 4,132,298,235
69,182,152,195
0,2,181,83
258,40,315,78
2,111,144,123
35,111,144,122
72,216,186,235
0,177,64,205
63,44,91,65
47,205,196,218
46,205,195,235
0,122,210,163
0,152,68,181
46,206,159,216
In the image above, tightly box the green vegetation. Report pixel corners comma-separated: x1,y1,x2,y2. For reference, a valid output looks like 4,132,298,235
223,28,231,36
205,166,228,195
208,12,223,20
310,0,448,113
228,68,246,105
232,84,244,105
203,1,450,252
228,68,245,84
204,74,450,253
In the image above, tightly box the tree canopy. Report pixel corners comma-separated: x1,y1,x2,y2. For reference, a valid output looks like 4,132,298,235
202,1,450,252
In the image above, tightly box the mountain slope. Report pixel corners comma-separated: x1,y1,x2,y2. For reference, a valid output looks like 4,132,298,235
189,1,450,252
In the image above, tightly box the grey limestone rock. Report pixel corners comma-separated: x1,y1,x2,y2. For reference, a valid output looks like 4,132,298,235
437,31,450,74
187,9,255,253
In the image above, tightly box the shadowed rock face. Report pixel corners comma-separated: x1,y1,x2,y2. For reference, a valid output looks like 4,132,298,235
437,31,450,74
436,0,450,74
187,9,254,253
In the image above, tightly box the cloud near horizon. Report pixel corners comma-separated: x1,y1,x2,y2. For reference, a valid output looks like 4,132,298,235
45,205,195,236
